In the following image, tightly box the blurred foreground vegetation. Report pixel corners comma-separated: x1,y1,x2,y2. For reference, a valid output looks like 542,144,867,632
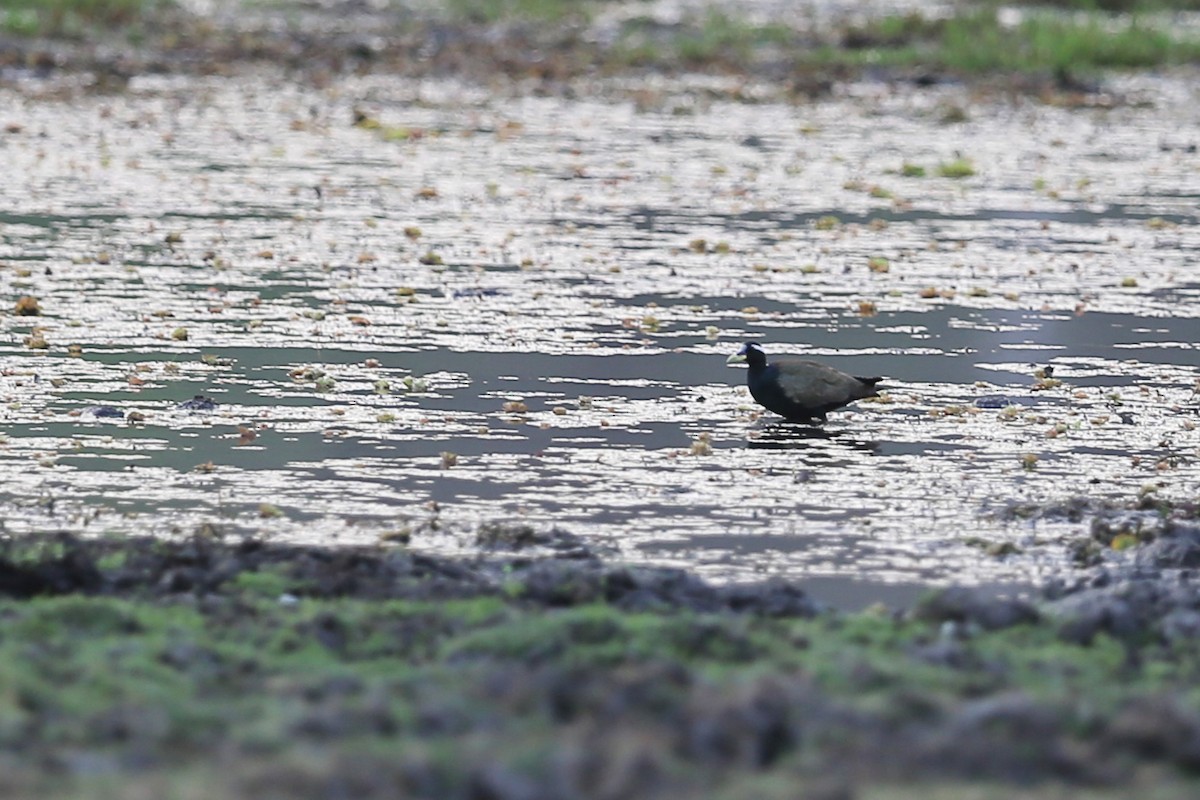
1,533,1200,798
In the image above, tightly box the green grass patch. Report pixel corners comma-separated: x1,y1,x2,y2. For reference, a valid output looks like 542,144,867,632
1008,0,1200,10
0,0,169,37
441,0,594,24
671,11,794,66
614,11,797,69
835,6,1200,74
444,602,799,667
611,2,1200,77
229,566,296,598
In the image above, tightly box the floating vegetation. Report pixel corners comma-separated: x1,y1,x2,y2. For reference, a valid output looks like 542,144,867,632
401,376,430,393
176,396,218,412
290,366,327,382
258,503,284,518
1034,376,1064,390
937,158,976,178
13,295,40,315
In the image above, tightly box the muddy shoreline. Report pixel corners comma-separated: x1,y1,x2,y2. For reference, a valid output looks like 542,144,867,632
0,0,1174,102
0,4,820,93
2,504,1200,797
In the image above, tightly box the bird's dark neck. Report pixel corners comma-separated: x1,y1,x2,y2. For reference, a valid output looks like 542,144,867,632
744,350,768,372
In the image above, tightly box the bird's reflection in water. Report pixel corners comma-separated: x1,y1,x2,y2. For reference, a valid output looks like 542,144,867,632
747,421,879,453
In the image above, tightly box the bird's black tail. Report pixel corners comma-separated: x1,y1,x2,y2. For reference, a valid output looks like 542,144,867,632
856,376,883,397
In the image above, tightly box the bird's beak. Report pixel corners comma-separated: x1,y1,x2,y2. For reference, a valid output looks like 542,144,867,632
725,353,747,366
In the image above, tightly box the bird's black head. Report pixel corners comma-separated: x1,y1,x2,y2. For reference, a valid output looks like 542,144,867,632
726,342,767,368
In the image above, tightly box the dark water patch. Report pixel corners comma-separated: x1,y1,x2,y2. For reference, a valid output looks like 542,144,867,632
157,208,298,221
627,203,1199,237
799,575,949,611
875,440,976,456
0,211,128,228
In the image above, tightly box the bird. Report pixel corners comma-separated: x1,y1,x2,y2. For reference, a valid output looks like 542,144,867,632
726,342,882,423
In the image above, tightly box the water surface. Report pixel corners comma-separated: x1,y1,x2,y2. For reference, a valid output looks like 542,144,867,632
1,70,1197,603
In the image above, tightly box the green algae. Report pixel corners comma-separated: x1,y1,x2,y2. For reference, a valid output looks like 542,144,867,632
2,537,1200,797
835,5,1200,74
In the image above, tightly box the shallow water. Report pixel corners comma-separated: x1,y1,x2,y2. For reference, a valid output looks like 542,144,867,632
1,69,1197,605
